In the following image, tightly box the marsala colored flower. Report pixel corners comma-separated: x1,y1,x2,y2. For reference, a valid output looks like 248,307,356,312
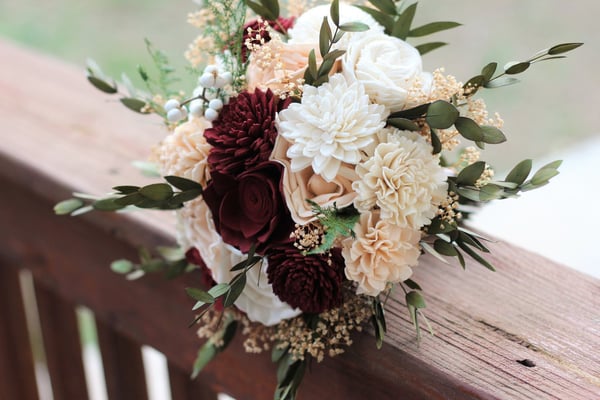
204,89,291,176
267,246,345,314
241,17,295,62
202,161,294,255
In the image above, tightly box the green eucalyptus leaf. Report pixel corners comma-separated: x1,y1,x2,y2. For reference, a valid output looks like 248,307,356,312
272,345,289,363
322,49,346,62
120,98,148,113
457,242,496,271
387,118,420,131
139,183,173,201
208,283,230,298
433,239,458,256
415,42,447,55
330,0,340,26
185,287,215,304
113,185,140,194
389,103,429,119
484,76,520,89
481,62,498,81
481,126,507,144
87,76,117,94
54,198,84,215
367,0,397,15
307,49,318,80
504,61,530,75
392,2,417,39
506,159,532,185
164,175,202,191
463,75,485,92
110,259,134,274
548,42,583,55
319,17,331,57
404,279,422,291
530,166,560,185
408,21,461,37
420,241,452,265
426,100,459,129
356,5,395,32
456,161,485,186
456,187,481,202
169,189,203,205
430,128,442,155
224,273,247,307
455,116,484,142
261,0,280,19
247,0,276,20
93,198,125,211
338,21,370,32
406,291,426,309
479,184,504,201
191,342,218,379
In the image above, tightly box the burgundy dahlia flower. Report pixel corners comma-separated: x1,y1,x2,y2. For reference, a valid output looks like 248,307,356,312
267,247,345,314
204,89,291,176
202,161,294,255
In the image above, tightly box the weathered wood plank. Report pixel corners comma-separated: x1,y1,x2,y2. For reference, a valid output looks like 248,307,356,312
168,362,219,400
34,283,89,400
96,319,149,400
1,39,599,399
0,265,39,400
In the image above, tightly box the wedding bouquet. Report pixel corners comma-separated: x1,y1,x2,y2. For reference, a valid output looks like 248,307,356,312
55,0,581,398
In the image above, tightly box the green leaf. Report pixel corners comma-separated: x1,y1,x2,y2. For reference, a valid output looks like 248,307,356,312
430,128,442,155
415,42,447,55
456,161,485,186
319,17,331,57
93,198,125,211
330,0,340,27
406,291,426,309
457,242,496,271
272,345,289,363
307,49,318,81
261,0,280,19
392,2,417,39
530,162,561,185
111,259,134,274
356,6,395,32
484,77,520,89
433,239,458,256
463,75,485,93
387,118,420,131
169,189,203,205
191,341,217,379
454,116,484,142
113,185,140,194
548,42,583,55
481,62,498,81
367,0,397,15
481,126,507,144
479,184,503,201
420,241,452,265
322,49,346,62
426,100,459,129
404,279,422,291
54,198,84,215
208,283,230,298
87,76,117,94
456,187,481,202
506,159,532,185
185,287,215,304
165,175,203,191
408,21,461,37
338,22,370,32
504,61,531,75
219,319,238,350
246,0,276,21
389,103,430,119
120,98,148,113
224,273,246,307
139,183,173,201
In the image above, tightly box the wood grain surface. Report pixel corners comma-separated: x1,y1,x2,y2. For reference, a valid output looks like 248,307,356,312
1,39,599,399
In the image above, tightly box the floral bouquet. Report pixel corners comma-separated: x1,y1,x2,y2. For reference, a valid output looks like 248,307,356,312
55,0,581,398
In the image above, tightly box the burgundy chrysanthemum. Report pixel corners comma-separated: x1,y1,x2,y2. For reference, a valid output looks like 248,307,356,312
241,17,296,62
204,89,291,176
267,247,345,314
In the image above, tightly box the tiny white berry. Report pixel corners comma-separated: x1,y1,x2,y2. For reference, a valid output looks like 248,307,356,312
198,73,216,88
221,71,233,85
164,99,180,112
204,108,219,121
208,99,223,111
189,99,204,116
204,65,219,74
167,108,183,122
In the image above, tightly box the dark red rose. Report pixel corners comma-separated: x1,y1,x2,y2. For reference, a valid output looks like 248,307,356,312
267,247,345,314
202,162,294,255
241,17,296,62
204,89,291,176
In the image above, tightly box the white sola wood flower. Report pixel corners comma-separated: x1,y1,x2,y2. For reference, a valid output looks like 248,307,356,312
276,74,386,182
354,130,448,230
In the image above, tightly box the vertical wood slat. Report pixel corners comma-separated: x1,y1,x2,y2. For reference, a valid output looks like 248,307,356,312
96,319,149,400
34,282,89,400
168,362,218,400
0,265,39,400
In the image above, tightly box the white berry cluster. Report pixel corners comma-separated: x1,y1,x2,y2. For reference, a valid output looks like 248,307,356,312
164,64,232,123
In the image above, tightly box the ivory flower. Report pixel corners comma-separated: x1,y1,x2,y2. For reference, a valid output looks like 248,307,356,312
157,117,212,186
276,74,386,182
353,131,448,230
343,31,428,112
271,136,357,224
288,3,384,48
177,198,301,326
342,211,420,296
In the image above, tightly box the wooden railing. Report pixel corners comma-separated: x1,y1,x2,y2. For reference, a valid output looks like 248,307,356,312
1,39,599,400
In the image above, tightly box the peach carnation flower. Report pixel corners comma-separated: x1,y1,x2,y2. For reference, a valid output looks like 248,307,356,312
342,211,420,296
158,116,212,187
353,131,447,230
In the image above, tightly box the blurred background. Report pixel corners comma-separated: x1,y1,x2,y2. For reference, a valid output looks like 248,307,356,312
1,0,597,268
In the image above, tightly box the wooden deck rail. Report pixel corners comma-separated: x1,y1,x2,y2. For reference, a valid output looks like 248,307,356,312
1,39,599,400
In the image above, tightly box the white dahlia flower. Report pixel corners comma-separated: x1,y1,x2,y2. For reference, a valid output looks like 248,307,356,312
276,73,387,182
177,198,301,326
353,131,448,230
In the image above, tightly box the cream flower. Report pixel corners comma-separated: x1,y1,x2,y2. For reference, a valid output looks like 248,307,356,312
271,135,357,224
342,31,428,112
342,211,420,296
177,198,301,326
353,130,448,230
157,117,212,187
288,3,384,48
276,73,387,182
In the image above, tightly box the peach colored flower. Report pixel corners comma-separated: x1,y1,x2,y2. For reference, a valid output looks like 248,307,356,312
158,116,212,187
342,211,421,296
271,136,357,224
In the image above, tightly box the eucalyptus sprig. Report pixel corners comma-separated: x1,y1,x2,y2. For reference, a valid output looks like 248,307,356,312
303,0,369,87
358,0,461,54
53,175,204,216
463,42,583,95
191,314,238,379
110,246,194,281
273,348,308,400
